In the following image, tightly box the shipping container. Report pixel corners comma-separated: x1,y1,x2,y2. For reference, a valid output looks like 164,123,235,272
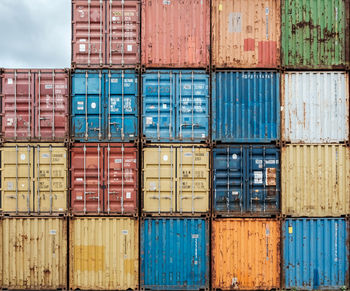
282,72,349,143
212,0,281,68
212,71,280,143
0,217,67,290
141,218,209,290
69,217,138,290
1,143,67,214
142,145,210,214
282,145,350,217
213,145,280,216
142,70,209,142
282,0,349,69
141,0,210,68
70,143,138,214
283,218,348,290
72,0,140,67
212,218,280,290
71,70,138,142
1,69,69,141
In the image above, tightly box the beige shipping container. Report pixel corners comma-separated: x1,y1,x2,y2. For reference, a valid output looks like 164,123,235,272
0,217,67,290
142,145,210,214
212,0,281,68
1,143,67,214
69,217,139,290
282,145,350,217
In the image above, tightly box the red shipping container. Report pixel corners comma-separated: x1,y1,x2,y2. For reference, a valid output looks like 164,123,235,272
70,143,138,215
72,0,140,68
1,69,69,142
141,0,210,68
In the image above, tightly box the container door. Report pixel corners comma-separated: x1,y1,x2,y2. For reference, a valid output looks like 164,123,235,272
70,145,103,213
247,146,280,214
2,71,35,140
1,145,34,213
105,71,138,141
34,145,67,213
35,70,69,141
177,146,209,213
213,146,245,213
104,144,138,214
176,71,209,141
142,72,176,141
71,71,105,141
106,0,140,66
143,146,176,213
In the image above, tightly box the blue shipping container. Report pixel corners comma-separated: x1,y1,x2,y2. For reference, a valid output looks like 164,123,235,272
213,145,280,215
212,71,280,143
71,70,138,142
141,218,209,290
283,218,348,290
142,70,209,142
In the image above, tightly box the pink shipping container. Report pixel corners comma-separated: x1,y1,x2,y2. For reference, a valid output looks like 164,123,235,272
1,69,69,142
141,0,210,68
72,0,140,68
70,143,138,215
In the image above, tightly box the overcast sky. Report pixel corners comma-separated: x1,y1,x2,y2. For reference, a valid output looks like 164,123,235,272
0,0,70,68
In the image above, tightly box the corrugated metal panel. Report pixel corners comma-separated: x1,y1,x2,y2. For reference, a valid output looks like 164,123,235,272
142,70,209,142
141,218,209,290
212,71,280,143
1,143,67,214
282,0,349,69
0,217,67,290
69,217,139,290
142,145,210,214
283,218,348,290
141,0,210,68
282,72,349,143
71,70,138,142
70,143,138,214
212,219,280,290
282,145,350,217
1,69,69,141
212,0,281,68
213,145,280,215
72,0,140,67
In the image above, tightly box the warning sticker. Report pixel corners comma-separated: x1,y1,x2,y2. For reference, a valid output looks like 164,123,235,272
126,192,131,199
146,117,153,125
7,78,13,84
254,171,263,184
288,226,293,234
79,44,86,52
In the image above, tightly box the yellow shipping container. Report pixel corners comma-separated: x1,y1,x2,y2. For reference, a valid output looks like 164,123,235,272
69,217,139,290
1,143,67,214
142,145,210,214
0,217,67,290
282,145,350,216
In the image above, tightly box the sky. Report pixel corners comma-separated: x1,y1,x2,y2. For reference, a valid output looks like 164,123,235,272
0,0,70,68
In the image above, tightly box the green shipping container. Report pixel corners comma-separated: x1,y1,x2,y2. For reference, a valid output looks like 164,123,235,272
282,0,349,69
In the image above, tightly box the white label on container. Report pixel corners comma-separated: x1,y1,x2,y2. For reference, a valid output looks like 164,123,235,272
149,182,156,191
59,208,63,211
79,44,86,52
7,182,14,190
7,118,13,126
112,16,117,21
256,159,262,164
45,84,53,89
49,230,56,235
184,152,192,157
280,106,284,111
183,84,191,89
232,154,237,160
111,78,118,83
20,154,26,160
76,178,83,181
80,39,86,42
77,196,83,200
7,78,13,84
163,103,167,109
265,159,277,164
265,7,269,15
42,153,49,158
146,117,153,125
254,171,263,184
127,45,132,51
126,192,131,199
163,0,170,4
201,134,205,138
192,234,199,239
77,101,84,110
163,155,168,161
122,230,128,235
115,158,122,163
232,191,239,196
228,12,242,33
91,102,96,109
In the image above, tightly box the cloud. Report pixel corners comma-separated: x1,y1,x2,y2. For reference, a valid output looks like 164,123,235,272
0,0,71,68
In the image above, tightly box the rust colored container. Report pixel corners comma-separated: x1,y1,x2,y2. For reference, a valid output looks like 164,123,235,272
72,0,140,68
70,143,138,215
212,0,281,68
212,218,281,290
1,69,69,142
141,0,210,68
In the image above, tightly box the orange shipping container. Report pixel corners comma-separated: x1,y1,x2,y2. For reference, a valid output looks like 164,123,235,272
212,218,280,290
141,0,210,68
212,0,281,68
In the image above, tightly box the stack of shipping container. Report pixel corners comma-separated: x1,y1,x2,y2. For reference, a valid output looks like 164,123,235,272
0,0,349,290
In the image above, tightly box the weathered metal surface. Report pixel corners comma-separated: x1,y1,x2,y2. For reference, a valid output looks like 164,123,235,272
141,218,209,290
212,0,281,68
212,218,281,290
282,0,349,69
212,71,280,143
282,72,349,143
282,145,350,217
283,218,348,290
